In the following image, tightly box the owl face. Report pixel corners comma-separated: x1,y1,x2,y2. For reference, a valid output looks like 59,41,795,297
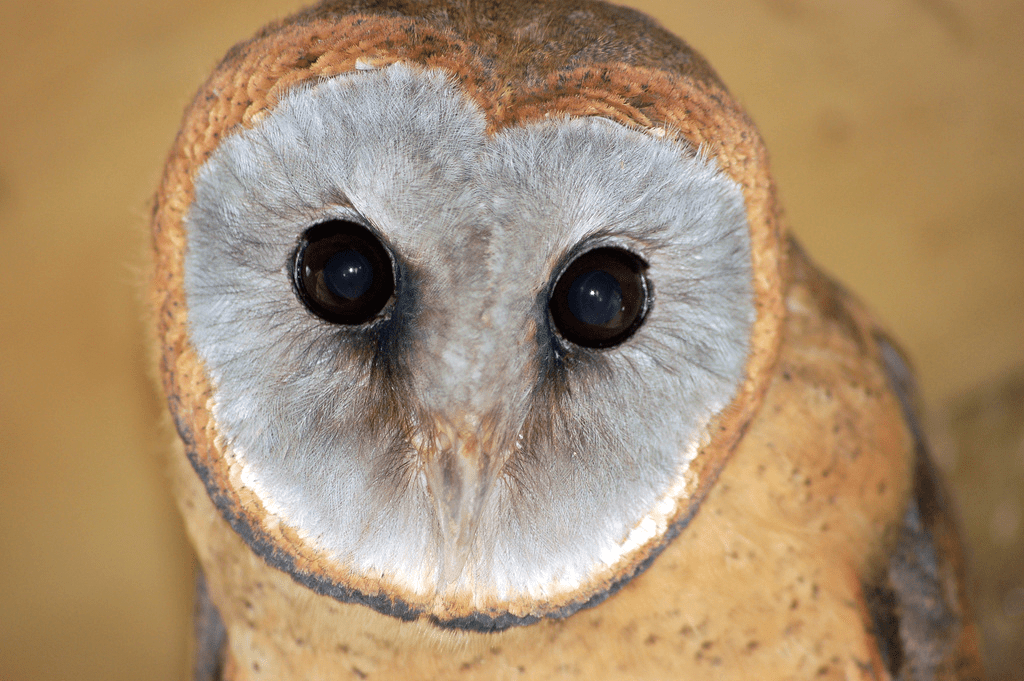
155,0,785,632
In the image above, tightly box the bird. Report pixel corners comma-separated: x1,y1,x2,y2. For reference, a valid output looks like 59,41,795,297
149,1,985,678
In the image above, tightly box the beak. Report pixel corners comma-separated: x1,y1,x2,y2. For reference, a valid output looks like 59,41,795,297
415,415,509,587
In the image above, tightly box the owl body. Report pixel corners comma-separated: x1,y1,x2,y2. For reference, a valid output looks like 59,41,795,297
153,1,983,678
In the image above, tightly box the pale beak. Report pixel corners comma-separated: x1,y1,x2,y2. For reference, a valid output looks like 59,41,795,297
416,416,509,588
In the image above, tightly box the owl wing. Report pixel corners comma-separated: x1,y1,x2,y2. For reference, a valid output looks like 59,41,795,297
191,570,228,681
871,333,986,681
788,235,984,680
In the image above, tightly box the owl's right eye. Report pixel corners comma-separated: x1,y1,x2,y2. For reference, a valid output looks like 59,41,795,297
293,219,396,325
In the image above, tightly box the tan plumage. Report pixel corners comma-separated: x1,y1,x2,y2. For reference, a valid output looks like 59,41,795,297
151,1,984,678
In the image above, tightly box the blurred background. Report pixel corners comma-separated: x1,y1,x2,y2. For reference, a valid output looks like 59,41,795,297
0,0,1021,679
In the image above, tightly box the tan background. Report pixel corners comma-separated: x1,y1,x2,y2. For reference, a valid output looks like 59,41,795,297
1,0,1021,679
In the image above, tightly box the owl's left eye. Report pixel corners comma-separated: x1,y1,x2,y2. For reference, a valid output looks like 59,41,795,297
293,219,396,324
549,247,650,348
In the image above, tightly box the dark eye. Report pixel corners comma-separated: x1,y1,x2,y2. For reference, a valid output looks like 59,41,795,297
293,219,396,324
549,247,650,348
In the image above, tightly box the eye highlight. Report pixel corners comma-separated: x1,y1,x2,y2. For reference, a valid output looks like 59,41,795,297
293,219,396,324
549,247,650,348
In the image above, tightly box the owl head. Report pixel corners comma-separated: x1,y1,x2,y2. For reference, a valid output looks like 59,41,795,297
152,0,785,632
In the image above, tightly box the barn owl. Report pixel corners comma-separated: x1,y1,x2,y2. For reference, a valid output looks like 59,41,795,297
150,0,984,678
